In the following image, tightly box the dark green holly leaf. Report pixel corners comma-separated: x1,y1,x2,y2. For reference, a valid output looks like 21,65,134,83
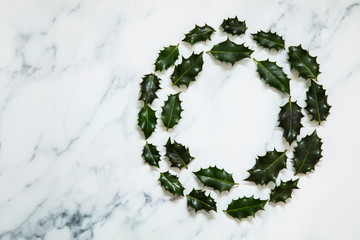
245,149,287,185
139,73,161,105
254,59,290,94
252,31,285,51
293,130,323,175
159,171,185,197
186,189,217,212
270,179,299,203
193,166,238,193
171,52,204,87
278,99,304,144
223,196,267,221
288,45,320,80
209,38,254,65
138,106,157,139
161,93,183,130
220,16,247,36
142,142,161,167
305,80,331,124
165,138,194,169
154,44,179,71
183,24,215,45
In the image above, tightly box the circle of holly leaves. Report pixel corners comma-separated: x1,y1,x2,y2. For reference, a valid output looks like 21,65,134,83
138,17,331,221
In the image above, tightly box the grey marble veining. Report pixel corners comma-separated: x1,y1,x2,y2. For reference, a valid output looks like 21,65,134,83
0,0,360,239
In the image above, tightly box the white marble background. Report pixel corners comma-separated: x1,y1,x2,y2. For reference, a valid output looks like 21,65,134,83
0,0,360,239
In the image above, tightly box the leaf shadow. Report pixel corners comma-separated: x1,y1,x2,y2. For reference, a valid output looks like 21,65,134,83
136,101,145,139
181,41,193,51
215,189,232,198
186,207,216,220
222,211,258,225
147,164,161,171
289,69,308,84
216,30,247,43
157,121,168,132
267,199,291,208
276,128,298,149
302,110,323,130
159,186,184,201
167,166,182,176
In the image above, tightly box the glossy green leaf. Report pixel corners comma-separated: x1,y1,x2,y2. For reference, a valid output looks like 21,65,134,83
224,196,267,221
220,16,247,36
161,93,183,130
279,99,304,144
171,52,204,87
159,171,185,197
305,80,331,124
139,73,161,105
252,30,285,51
209,38,253,65
183,24,215,45
193,166,238,192
270,179,299,203
186,189,217,212
293,130,323,175
288,45,320,80
138,106,157,139
254,59,290,94
142,142,161,167
165,138,194,169
245,149,287,185
154,44,179,71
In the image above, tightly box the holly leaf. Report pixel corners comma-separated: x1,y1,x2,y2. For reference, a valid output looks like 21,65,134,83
270,179,299,203
223,196,267,221
288,45,320,80
220,16,247,36
278,99,304,144
183,24,215,45
159,171,185,197
171,52,204,87
186,189,217,212
161,93,183,130
142,142,161,167
245,149,287,185
293,130,323,175
139,73,161,105
252,31,285,51
254,59,290,94
208,38,254,65
193,166,238,193
155,44,179,71
138,106,157,139
305,80,331,124
165,138,194,169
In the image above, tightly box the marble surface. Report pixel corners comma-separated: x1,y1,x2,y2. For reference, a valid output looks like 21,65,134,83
1,0,360,239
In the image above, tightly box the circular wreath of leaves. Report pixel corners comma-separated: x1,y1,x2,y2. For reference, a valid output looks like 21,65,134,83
138,17,331,221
